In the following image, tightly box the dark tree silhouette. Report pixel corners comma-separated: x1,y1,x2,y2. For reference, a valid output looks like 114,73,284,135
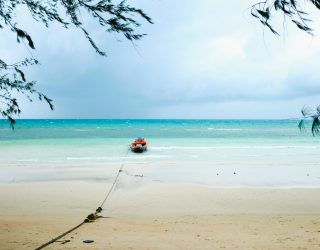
0,0,152,128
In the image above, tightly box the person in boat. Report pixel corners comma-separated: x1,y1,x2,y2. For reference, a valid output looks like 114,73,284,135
132,136,147,146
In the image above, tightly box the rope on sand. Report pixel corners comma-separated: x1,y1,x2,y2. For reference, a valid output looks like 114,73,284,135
35,148,131,250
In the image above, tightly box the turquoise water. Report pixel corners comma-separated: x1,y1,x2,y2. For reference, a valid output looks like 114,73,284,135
0,119,320,187
0,119,314,140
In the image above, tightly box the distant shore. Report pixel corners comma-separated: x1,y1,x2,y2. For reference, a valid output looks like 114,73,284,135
1,181,320,249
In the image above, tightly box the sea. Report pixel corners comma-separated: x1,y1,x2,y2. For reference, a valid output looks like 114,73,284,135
0,119,319,187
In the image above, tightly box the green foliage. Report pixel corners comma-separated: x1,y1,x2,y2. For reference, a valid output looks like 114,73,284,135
299,106,320,136
251,0,317,35
0,0,152,128
0,58,53,129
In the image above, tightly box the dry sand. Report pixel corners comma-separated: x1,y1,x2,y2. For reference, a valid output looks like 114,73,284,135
1,181,320,249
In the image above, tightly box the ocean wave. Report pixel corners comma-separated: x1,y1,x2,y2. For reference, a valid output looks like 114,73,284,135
66,156,118,160
150,145,320,150
184,128,243,131
17,159,39,162
65,155,171,161
207,128,243,131
129,155,171,159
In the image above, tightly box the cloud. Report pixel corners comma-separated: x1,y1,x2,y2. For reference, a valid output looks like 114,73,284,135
179,34,249,74
2,0,320,119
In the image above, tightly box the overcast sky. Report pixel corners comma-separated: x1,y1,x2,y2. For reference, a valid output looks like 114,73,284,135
2,0,320,119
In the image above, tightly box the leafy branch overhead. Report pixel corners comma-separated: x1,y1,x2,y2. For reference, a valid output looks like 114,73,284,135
0,58,53,129
251,0,319,36
0,0,152,128
251,1,320,136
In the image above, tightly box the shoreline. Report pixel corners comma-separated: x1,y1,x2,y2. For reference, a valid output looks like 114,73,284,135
1,181,320,249
1,180,320,213
3,178,320,189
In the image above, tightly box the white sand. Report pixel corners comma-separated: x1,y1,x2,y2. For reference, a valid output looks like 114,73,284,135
1,181,320,249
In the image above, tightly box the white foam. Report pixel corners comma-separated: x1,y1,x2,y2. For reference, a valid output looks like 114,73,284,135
17,159,39,162
150,145,320,150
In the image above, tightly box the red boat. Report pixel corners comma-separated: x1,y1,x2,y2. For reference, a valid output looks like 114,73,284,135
130,137,148,153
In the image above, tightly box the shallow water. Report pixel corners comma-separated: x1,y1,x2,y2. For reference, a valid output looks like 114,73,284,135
0,119,319,187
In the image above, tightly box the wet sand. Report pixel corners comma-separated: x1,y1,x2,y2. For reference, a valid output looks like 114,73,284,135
1,181,320,249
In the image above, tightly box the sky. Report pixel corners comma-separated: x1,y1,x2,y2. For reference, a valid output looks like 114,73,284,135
2,0,320,119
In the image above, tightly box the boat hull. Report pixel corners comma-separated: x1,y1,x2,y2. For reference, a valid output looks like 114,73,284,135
130,146,147,153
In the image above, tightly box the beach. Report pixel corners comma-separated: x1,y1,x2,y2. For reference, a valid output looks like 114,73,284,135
1,181,320,249
1,119,320,249
2,0,320,247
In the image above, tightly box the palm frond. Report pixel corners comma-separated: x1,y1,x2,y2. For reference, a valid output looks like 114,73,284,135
311,115,320,136
301,105,311,117
298,119,305,131
298,105,320,136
